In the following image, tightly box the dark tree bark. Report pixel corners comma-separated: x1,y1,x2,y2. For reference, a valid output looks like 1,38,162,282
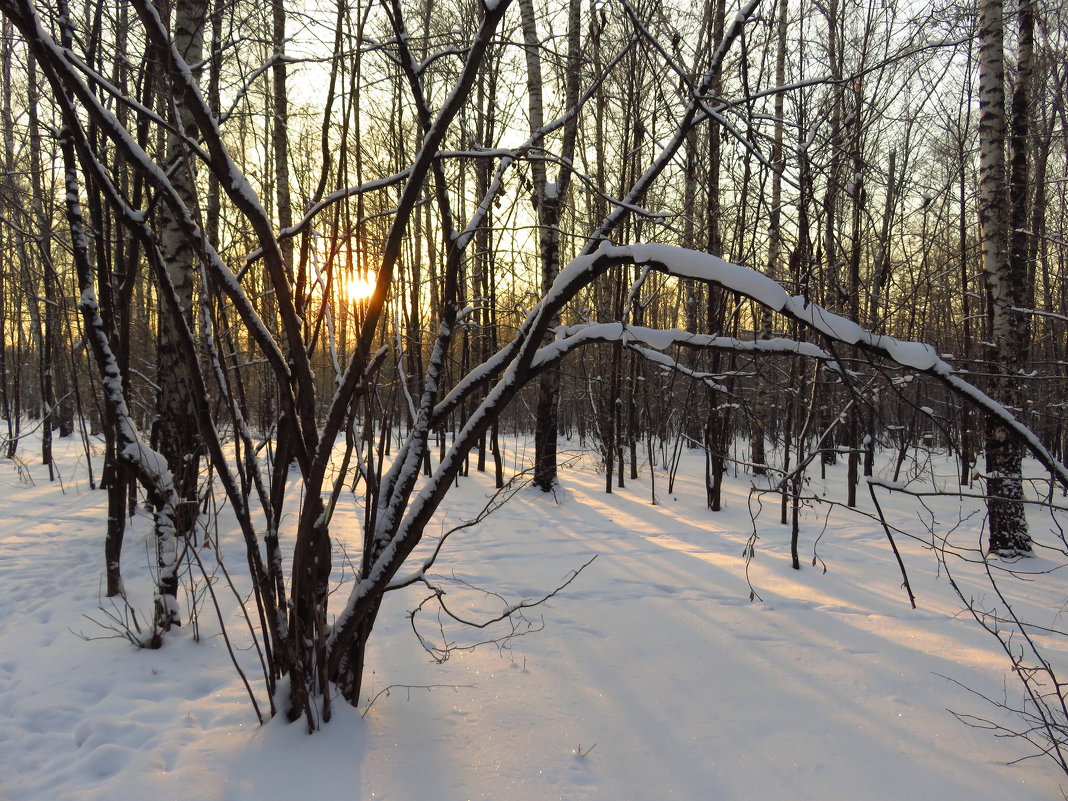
521,0,582,492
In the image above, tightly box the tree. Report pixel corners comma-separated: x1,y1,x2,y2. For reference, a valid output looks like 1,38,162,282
977,0,1031,555
152,0,209,629
520,0,582,493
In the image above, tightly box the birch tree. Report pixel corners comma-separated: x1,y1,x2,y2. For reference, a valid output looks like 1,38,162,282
977,0,1030,555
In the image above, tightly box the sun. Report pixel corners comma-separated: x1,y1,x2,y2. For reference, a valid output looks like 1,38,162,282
339,272,377,303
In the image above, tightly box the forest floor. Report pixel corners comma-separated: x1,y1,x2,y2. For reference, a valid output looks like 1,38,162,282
0,430,1066,800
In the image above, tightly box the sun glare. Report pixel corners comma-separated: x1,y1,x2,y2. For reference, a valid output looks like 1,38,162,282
340,273,377,303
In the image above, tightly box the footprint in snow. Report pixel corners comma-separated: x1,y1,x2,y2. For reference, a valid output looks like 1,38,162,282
83,743,133,778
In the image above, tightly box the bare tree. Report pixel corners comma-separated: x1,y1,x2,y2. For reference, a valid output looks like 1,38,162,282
520,0,582,492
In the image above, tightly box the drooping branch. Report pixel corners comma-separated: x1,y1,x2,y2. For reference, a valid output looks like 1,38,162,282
436,244,1068,487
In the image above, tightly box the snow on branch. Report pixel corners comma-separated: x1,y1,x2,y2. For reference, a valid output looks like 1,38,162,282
542,244,1068,487
534,321,832,375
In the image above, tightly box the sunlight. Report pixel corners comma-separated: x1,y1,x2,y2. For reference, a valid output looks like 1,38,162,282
338,272,377,303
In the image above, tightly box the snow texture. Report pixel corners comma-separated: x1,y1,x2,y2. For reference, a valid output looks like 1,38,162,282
0,433,1065,801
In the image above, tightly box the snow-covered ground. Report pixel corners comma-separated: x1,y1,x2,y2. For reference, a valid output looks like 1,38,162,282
1,432,1065,800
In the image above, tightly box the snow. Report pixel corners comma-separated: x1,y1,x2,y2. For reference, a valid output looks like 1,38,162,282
1,432,1065,800
546,245,958,386
549,244,792,315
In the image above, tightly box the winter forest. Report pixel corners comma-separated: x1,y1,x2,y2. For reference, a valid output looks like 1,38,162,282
0,0,1067,796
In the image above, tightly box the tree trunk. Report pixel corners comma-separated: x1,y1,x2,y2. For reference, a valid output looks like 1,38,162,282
153,0,208,626
521,0,581,492
750,0,787,477
978,0,1030,555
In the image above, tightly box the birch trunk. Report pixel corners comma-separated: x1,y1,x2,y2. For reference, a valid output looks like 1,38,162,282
154,0,208,626
978,0,1030,555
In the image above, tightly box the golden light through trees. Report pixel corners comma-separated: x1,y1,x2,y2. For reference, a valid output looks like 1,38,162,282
339,271,377,303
